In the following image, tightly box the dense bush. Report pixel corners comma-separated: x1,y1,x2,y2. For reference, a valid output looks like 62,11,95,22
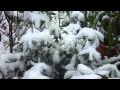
0,11,120,79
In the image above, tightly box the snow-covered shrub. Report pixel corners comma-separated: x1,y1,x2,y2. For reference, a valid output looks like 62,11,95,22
22,62,52,79
0,11,120,79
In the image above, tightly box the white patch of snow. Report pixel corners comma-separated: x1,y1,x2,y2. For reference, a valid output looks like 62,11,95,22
53,50,60,64
22,62,51,79
64,70,81,79
77,64,95,75
62,22,81,35
71,11,85,22
71,74,101,79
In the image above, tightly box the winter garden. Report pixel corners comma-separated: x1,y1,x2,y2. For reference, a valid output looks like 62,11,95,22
0,11,120,79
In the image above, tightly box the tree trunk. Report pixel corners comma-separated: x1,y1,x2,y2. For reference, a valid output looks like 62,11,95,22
4,12,13,53
9,20,13,53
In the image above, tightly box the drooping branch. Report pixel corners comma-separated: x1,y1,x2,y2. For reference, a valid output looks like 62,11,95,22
95,55,120,66
102,55,120,64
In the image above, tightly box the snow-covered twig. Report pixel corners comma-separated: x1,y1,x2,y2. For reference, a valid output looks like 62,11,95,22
94,55,120,66
114,61,120,66
102,55,120,64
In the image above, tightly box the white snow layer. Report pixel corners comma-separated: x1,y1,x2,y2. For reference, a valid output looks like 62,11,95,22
71,11,85,22
65,54,77,70
23,11,50,29
62,22,81,35
0,42,5,55
102,14,110,20
20,26,54,52
64,70,81,79
64,63,120,79
71,74,101,79
79,47,101,62
77,64,95,75
0,53,23,77
53,50,60,63
76,27,104,44
76,27,104,62
61,33,76,52
22,62,51,79
94,64,120,78
49,22,61,38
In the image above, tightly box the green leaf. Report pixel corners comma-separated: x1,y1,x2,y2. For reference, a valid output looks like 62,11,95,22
88,15,95,27
106,20,113,55
84,11,87,27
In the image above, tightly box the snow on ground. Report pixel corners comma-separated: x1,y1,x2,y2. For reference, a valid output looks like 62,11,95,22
71,74,101,79
64,70,81,79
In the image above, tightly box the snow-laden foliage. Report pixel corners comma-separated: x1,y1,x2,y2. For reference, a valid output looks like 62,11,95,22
0,11,120,79
22,62,51,79
65,64,120,79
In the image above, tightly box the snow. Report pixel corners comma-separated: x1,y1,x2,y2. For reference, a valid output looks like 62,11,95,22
65,63,120,79
23,11,50,29
62,22,81,35
12,76,18,79
102,14,110,20
109,78,120,79
0,53,22,62
4,11,14,17
70,54,77,66
76,27,104,44
102,55,120,64
65,64,75,71
22,62,51,79
75,27,104,62
64,70,81,79
77,64,95,75
95,11,105,23
94,64,120,78
20,26,54,52
61,13,70,26
95,71,110,78
53,50,60,64
79,47,101,62
1,11,120,79
1,33,9,46
0,42,5,55
65,54,77,70
22,70,50,79
71,74,101,79
61,33,76,52
0,52,23,77
14,11,17,17
71,11,84,22
118,37,120,41
49,22,61,38
6,61,20,71
49,47,56,55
